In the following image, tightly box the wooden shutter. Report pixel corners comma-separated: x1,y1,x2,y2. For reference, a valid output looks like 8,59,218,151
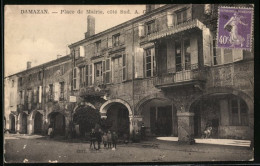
186,7,192,21
135,48,144,78
190,35,199,69
102,60,106,83
106,58,111,83
89,64,93,85
138,23,145,37
232,49,243,62
119,33,125,45
22,90,25,105
167,41,176,73
39,86,42,103
108,37,112,48
76,67,80,90
122,54,127,81
33,88,37,103
54,82,60,101
79,46,84,57
45,86,49,102
173,13,177,26
202,27,212,66
85,65,89,86
167,11,174,27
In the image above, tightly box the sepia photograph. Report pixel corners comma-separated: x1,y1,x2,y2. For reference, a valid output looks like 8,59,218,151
4,4,255,163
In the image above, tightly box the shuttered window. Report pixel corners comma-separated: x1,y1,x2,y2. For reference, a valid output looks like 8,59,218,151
49,84,53,101
60,82,65,100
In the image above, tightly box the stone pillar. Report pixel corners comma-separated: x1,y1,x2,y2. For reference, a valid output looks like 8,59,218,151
177,112,195,144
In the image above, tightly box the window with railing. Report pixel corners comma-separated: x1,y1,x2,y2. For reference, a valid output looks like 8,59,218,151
176,8,191,25
175,39,191,72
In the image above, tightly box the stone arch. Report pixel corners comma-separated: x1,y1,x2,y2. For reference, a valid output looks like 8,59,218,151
187,87,253,114
72,102,96,115
100,99,132,117
47,111,66,136
188,87,254,139
9,113,16,132
18,112,29,134
28,110,44,134
135,93,174,115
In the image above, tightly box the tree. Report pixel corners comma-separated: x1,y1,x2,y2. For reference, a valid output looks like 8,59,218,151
73,105,101,136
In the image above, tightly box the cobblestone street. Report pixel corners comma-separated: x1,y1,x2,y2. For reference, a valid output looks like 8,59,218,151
4,134,254,163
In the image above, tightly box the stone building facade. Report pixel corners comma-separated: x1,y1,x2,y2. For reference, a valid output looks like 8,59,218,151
5,4,254,143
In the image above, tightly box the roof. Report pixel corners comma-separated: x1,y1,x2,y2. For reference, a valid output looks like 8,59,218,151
5,55,72,78
68,4,176,48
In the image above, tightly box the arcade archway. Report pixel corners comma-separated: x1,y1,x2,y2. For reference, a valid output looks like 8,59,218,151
34,112,43,134
190,93,250,139
48,112,65,136
139,98,178,136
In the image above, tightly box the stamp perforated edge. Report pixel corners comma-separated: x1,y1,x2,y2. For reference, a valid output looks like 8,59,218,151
216,5,254,51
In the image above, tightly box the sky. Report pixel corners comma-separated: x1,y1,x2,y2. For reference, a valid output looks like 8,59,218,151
4,5,146,76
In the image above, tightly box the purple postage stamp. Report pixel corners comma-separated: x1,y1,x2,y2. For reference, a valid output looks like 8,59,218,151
217,7,253,50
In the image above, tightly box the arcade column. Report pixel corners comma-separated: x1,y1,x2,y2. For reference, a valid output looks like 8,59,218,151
177,112,195,144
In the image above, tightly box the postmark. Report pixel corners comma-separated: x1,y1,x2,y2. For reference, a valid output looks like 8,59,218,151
217,6,253,50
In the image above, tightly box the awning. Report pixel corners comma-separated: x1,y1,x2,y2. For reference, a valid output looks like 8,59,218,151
146,19,206,42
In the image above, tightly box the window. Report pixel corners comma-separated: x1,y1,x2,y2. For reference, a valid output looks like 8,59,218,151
112,34,120,47
104,59,111,83
60,82,65,100
113,57,122,83
79,66,85,86
49,84,53,101
175,39,192,72
94,62,102,84
145,47,156,77
146,20,155,35
85,64,93,86
230,98,248,126
28,74,32,81
18,77,23,86
213,39,222,65
176,9,189,25
95,40,101,54
38,71,42,80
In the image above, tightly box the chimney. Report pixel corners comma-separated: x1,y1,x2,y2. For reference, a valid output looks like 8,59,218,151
145,5,161,13
85,15,95,38
27,61,31,69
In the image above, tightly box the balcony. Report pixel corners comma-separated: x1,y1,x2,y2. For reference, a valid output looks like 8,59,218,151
140,19,205,44
79,84,109,98
154,66,207,89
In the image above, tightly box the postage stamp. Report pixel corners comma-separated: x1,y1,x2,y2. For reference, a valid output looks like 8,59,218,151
217,6,253,50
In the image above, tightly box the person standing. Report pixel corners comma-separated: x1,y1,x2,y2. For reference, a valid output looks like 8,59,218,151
102,132,108,149
90,128,96,150
96,128,102,150
112,131,118,149
107,130,112,149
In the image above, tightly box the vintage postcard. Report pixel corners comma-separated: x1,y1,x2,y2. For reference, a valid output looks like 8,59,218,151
4,4,254,163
